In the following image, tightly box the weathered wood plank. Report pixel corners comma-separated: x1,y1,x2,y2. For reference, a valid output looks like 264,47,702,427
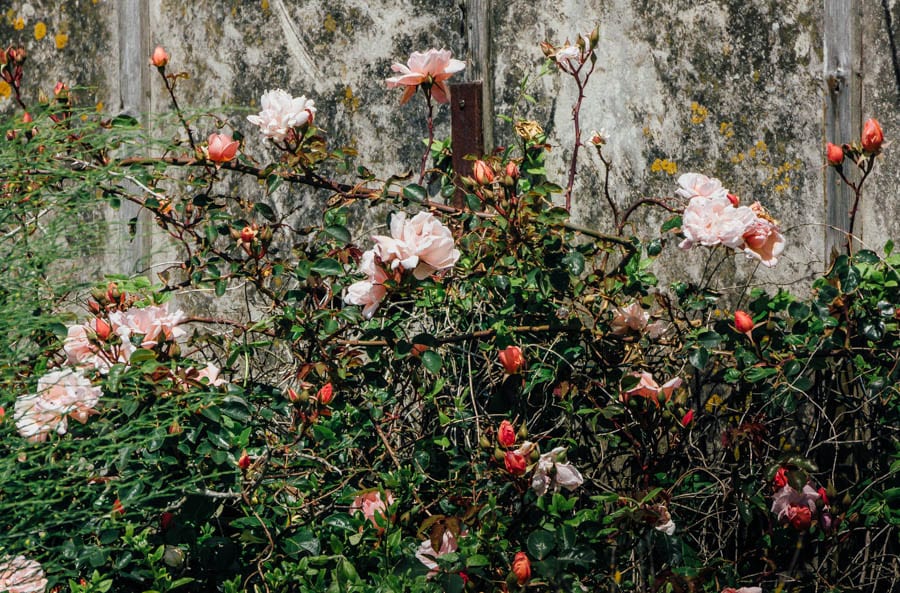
465,0,493,151
824,0,862,262
450,81,485,208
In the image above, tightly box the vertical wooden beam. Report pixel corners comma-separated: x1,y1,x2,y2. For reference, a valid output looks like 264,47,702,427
824,0,862,263
450,81,485,208
114,0,150,275
465,0,493,152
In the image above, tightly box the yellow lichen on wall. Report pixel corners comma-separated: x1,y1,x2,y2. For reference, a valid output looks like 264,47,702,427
55,33,68,50
342,86,359,112
34,22,46,41
650,158,677,175
719,121,734,138
0,81,10,99
13,17,24,30
323,14,337,34
690,101,708,125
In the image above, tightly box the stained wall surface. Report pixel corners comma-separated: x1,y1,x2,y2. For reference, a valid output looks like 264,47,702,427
1,1,897,292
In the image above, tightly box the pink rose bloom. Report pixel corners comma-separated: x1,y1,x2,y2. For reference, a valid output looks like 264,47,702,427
531,446,584,496
622,372,682,407
0,555,47,593
110,303,186,349
679,195,757,250
372,212,460,280
14,368,100,442
771,484,820,527
386,48,465,104
195,362,227,387
675,173,729,201
64,323,97,366
247,89,316,142
351,490,394,530
554,45,583,73
742,202,785,267
206,133,239,164
415,529,460,576
722,588,763,593
344,249,389,319
610,302,649,335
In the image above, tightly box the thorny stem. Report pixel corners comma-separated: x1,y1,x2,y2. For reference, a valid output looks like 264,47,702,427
157,67,197,152
419,90,435,186
837,159,874,256
564,59,596,211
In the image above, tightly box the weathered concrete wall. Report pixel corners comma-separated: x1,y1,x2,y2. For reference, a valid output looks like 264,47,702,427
3,0,899,291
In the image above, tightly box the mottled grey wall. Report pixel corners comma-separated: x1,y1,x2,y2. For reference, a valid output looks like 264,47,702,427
2,0,899,289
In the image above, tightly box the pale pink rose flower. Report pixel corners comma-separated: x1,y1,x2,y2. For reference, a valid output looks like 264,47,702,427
722,588,763,593
196,363,226,387
554,45,582,72
385,49,465,104
679,195,756,250
531,446,584,496
351,490,394,530
675,173,729,201
0,555,47,593
622,372,682,407
14,368,100,442
610,302,649,335
771,484,820,520
655,519,676,535
415,529,460,576
742,206,785,267
345,250,389,319
247,89,316,142
372,212,460,280
64,324,96,366
111,303,186,349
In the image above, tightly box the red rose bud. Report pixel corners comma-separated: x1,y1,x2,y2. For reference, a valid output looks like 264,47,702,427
498,420,516,448
498,345,525,374
151,45,169,68
681,410,694,427
734,310,754,334
774,467,788,488
112,499,124,516
0,406,5,422
240,225,257,244
862,118,884,153
818,486,829,506
505,161,519,181
287,387,300,403
473,159,495,185
788,505,812,531
726,193,740,207
160,512,174,531
504,450,527,475
512,551,531,585
21,112,31,124
53,81,68,97
238,450,251,470
95,318,111,341
826,142,844,166
316,383,334,405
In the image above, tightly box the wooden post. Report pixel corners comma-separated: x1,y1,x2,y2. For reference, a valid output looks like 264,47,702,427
449,81,485,208
824,0,862,263
114,0,151,275
464,0,493,152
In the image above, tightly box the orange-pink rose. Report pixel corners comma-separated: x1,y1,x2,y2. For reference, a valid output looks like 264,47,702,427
351,490,394,531
206,133,239,164
385,48,465,104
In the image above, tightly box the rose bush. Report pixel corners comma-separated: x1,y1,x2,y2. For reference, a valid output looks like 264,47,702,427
0,36,895,593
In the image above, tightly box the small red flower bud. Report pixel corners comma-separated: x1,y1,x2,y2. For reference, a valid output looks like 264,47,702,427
238,450,251,470
818,486,829,506
774,467,788,488
726,193,740,206
512,551,531,585
504,450,527,475
734,310,754,334
826,142,844,166
0,406,5,422
681,409,694,427
22,112,31,124
505,161,519,181
316,383,334,405
151,45,169,68
206,133,239,164
498,345,525,374
95,318,111,341
498,420,516,448
240,225,257,244
788,505,812,530
473,159,495,185
160,512,174,531
862,118,884,153
287,387,300,403
112,499,124,516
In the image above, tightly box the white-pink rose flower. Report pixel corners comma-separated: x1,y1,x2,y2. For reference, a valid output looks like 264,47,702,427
247,89,316,142
14,368,101,442
110,303,186,349
415,529,460,576
386,48,465,104
531,446,584,496
351,490,394,531
622,372,682,407
195,362,227,387
742,202,785,267
771,484,820,521
610,302,649,335
0,555,47,593
344,249,389,319
675,173,730,201
372,212,460,280
679,195,757,250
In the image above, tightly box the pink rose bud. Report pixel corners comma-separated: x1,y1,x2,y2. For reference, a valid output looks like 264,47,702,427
734,310,754,334
95,318,112,341
498,420,516,448
53,81,68,97
498,345,525,374
862,118,884,153
160,512,174,531
112,499,124,516
22,112,31,124
238,450,251,470
818,486,829,506
681,410,694,427
726,193,740,206
473,159,495,185
826,142,844,166
240,225,257,244
151,45,169,68
512,551,531,585
505,161,519,181
774,467,788,488
316,383,334,405
206,133,239,164
504,450,527,475
0,406,5,422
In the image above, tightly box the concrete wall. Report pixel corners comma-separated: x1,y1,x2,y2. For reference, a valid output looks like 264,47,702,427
2,0,898,290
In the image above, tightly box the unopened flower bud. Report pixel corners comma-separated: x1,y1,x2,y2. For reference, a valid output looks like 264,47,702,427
826,142,844,166
734,310,754,334
95,318,111,341
498,345,525,374
22,112,31,124
498,420,516,448
504,161,519,182
512,552,531,585
240,225,257,244
539,41,556,58
473,159,495,185
861,118,884,153
151,45,169,68
726,193,740,206
316,382,334,405
238,450,251,470
287,387,300,403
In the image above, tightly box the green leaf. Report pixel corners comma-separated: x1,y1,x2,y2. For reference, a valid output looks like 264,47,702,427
403,184,426,203
129,349,157,363
323,225,351,244
421,350,443,374
284,530,320,557
527,529,556,560
744,366,778,383
254,202,277,222
311,258,344,276
215,279,227,297
562,251,585,275
661,215,682,233
266,174,283,194
688,347,708,370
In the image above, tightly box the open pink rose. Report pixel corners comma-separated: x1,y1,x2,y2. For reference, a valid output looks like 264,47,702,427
0,555,47,593
351,490,394,531
416,529,460,576
622,372,682,407
247,89,316,143
344,249,389,319
675,173,730,201
386,49,465,104
610,302,649,335
372,212,460,280
680,195,757,250
14,368,101,442
742,203,785,267
110,302,186,349
531,446,584,496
